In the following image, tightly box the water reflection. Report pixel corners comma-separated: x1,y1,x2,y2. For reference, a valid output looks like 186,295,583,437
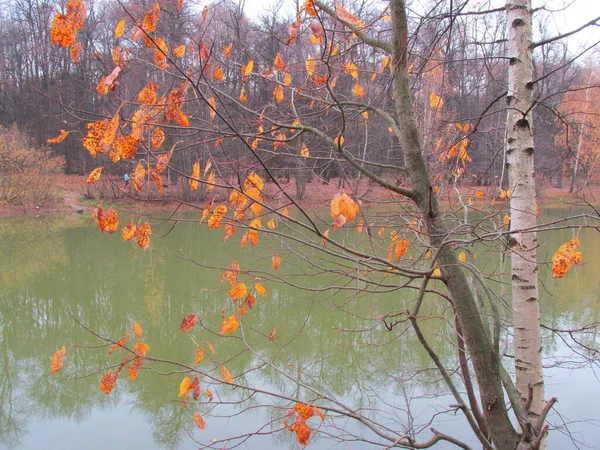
0,210,598,449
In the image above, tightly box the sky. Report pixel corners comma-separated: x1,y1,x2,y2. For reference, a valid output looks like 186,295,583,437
244,0,599,51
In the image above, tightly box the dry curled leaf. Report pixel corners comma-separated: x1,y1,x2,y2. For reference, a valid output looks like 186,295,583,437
100,370,117,394
180,314,198,332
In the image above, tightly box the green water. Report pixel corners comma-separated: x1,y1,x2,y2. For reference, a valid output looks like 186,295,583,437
0,208,598,449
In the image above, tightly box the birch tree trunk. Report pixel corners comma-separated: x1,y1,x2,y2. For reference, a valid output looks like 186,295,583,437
506,0,545,427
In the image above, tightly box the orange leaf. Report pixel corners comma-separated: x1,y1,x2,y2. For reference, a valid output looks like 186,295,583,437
223,43,232,59
50,346,66,373
239,87,247,103
220,365,233,383
133,322,143,339
255,283,267,297
132,161,146,192
273,84,284,103
128,357,143,380
229,283,247,301
219,315,240,335
286,18,301,45
180,314,198,332
47,130,69,144
100,370,117,394
273,53,286,71
395,239,409,259
272,253,281,270
335,4,364,28
132,341,149,356
208,96,216,122
193,413,206,429
475,190,484,198
194,347,204,364
205,388,213,401
189,162,200,191
269,328,277,340
214,66,224,81
108,334,129,354
69,42,82,64
305,0,317,16
458,251,467,262
86,167,103,184
202,5,208,20
353,83,364,98
244,294,256,309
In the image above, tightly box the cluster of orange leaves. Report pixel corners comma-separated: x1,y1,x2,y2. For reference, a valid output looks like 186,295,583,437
330,192,360,230
552,237,583,278
92,206,119,234
284,402,325,446
50,0,86,58
122,222,153,249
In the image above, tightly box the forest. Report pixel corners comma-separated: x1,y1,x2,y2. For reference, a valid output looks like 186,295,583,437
0,0,598,201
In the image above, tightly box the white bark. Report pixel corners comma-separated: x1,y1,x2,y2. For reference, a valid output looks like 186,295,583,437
506,0,545,425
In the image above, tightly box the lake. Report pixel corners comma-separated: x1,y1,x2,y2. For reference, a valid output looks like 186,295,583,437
0,207,598,449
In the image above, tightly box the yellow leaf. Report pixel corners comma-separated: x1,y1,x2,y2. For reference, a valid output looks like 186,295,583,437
458,251,467,262
344,62,358,78
255,283,267,297
267,219,276,229
429,92,443,109
242,60,254,78
306,58,316,76
300,143,309,159
173,45,186,58
115,19,125,38
178,377,191,397
381,55,390,71
133,322,143,339
220,365,233,383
